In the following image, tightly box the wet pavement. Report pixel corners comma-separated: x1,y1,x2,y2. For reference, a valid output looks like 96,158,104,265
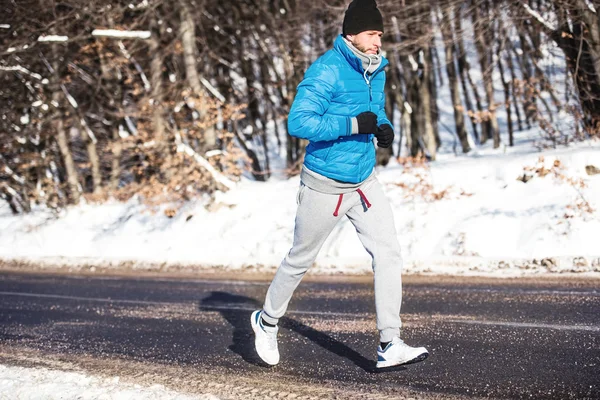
0,272,598,399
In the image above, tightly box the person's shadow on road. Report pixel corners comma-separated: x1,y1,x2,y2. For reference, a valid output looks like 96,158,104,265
199,291,405,373
199,291,262,366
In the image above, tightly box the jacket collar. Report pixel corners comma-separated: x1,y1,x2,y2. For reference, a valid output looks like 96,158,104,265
333,34,388,75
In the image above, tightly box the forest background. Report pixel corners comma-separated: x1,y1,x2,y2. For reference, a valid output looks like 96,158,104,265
1,0,599,212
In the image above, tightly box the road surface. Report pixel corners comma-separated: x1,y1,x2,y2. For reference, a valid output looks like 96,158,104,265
0,271,598,399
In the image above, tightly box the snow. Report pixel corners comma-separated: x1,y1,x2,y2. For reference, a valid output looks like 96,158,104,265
0,66,43,80
584,0,596,13
200,76,226,102
92,29,151,39
0,364,219,400
523,4,556,32
0,136,598,277
37,35,69,42
62,84,79,109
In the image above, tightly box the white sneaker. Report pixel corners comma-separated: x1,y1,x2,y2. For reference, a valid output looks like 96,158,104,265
250,310,280,366
376,337,428,368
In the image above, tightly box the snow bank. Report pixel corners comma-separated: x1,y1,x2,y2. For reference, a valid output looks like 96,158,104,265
0,364,218,399
0,139,598,277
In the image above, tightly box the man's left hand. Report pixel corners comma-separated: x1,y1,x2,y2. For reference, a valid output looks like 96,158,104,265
375,124,394,148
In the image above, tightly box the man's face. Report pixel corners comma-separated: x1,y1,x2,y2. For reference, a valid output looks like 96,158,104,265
347,30,383,55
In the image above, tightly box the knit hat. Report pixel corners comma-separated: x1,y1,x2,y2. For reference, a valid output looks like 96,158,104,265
342,0,384,36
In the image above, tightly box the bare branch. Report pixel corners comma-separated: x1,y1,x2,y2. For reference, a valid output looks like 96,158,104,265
175,141,236,190
0,66,43,80
522,4,557,32
92,29,151,39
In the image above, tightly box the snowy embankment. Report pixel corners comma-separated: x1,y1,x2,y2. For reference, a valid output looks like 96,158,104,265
1,139,599,278
0,364,218,400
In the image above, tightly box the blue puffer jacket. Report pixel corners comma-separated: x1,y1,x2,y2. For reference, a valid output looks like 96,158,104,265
288,34,390,183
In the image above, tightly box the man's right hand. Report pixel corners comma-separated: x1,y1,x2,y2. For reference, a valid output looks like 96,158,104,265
355,111,378,134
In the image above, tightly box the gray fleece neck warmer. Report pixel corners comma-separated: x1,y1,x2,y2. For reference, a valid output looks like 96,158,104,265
343,37,382,75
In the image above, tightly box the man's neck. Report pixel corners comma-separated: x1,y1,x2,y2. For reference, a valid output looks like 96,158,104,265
342,36,381,74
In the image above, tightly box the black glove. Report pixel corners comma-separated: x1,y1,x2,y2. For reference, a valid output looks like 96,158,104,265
355,111,378,134
375,124,394,148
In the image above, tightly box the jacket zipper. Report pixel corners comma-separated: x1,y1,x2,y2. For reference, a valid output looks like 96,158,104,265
368,79,372,111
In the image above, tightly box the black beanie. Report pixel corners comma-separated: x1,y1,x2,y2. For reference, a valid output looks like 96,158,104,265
342,0,384,36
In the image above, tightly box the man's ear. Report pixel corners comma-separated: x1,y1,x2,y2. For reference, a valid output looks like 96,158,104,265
346,34,355,42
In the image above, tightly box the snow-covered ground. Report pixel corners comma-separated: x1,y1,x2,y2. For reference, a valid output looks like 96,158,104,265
0,364,218,400
1,134,599,277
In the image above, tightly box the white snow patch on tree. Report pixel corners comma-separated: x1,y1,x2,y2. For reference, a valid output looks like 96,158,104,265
61,85,78,109
38,35,69,42
523,4,556,31
92,29,151,39
200,77,225,102
0,66,43,80
584,0,596,13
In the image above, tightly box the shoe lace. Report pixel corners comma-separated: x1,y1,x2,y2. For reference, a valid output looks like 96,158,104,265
395,338,412,349
382,338,407,352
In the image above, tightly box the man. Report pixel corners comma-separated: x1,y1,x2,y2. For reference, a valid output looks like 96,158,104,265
250,0,429,368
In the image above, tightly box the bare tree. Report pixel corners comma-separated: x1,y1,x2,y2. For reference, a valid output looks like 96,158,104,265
440,1,471,153
472,0,500,147
518,0,600,134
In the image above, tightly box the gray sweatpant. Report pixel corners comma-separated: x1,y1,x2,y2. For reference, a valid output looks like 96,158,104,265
262,178,403,343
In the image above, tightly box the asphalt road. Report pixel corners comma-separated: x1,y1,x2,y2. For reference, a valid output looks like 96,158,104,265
0,272,598,399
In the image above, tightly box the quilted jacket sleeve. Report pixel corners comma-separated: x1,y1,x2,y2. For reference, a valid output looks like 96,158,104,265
375,71,392,128
287,63,352,142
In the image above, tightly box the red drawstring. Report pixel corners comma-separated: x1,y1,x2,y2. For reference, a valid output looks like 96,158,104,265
333,194,344,217
357,188,371,208
333,189,371,217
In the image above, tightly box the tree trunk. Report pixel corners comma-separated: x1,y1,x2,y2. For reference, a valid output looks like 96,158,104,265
515,33,536,128
61,77,102,195
455,4,483,143
401,104,411,158
97,17,123,190
259,53,275,178
179,0,217,150
110,127,122,190
51,43,80,204
504,37,524,131
497,33,514,146
390,16,409,158
428,45,441,149
78,119,102,194
419,45,437,159
407,74,421,157
415,4,437,160
518,30,556,122
472,1,500,147
441,3,470,153
149,24,170,166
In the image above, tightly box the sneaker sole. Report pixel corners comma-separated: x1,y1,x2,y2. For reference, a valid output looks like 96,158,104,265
376,351,429,368
250,310,279,366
